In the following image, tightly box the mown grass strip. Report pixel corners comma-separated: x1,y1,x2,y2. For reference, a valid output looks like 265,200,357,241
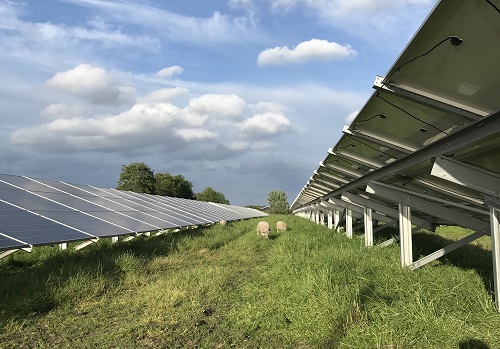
0,216,499,348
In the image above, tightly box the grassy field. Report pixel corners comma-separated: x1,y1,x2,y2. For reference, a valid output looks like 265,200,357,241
1,215,499,348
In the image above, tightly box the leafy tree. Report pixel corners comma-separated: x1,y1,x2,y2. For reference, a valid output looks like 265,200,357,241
196,187,230,204
116,162,155,194
267,190,290,214
154,172,195,199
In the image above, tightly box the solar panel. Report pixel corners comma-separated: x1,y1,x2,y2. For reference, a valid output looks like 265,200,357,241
0,201,92,249
290,0,500,311
0,233,28,251
0,171,268,255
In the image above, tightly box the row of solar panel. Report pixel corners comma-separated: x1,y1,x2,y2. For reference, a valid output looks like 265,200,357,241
292,0,500,210
0,173,267,252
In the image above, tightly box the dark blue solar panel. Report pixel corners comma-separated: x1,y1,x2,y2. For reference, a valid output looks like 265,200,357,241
0,174,57,193
0,187,73,212
0,201,92,246
28,210,135,237
136,194,213,222
0,187,136,237
160,196,230,221
34,191,111,212
100,190,200,225
36,180,98,198
0,233,29,251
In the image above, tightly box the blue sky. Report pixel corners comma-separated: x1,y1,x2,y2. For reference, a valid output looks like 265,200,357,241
0,0,437,206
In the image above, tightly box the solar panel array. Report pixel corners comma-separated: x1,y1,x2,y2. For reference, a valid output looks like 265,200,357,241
291,0,500,311
0,173,267,253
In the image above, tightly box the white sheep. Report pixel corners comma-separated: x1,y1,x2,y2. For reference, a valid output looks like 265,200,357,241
256,221,270,238
219,219,227,226
276,221,287,233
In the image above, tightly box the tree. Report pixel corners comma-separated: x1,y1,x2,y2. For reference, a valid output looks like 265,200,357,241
154,172,195,199
196,187,230,204
116,162,155,194
267,190,290,214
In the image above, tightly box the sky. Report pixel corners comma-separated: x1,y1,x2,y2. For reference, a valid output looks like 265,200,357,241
0,0,438,206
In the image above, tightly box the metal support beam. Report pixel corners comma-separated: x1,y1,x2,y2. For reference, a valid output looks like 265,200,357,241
399,204,413,267
315,170,350,185
409,230,488,270
366,181,489,232
320,161,364,179
489,205,500,312
334,210,340,230
330,149,385,170
364,207,373,247
432,155,500,199
373,75,484,120
341,191,430,227
0,249,19,260
343,124,417,154
74,238,99,251
318,109,500,203
327,211,333,229
346,208,353,238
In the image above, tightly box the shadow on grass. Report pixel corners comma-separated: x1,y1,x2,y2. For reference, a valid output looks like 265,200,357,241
459,338,490,349
0,226,205,330
412,231,494,295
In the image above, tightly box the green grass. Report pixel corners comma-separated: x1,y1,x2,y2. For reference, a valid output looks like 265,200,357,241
1,216,499,348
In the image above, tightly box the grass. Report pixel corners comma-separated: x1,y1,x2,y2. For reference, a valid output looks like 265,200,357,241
0,216,499,348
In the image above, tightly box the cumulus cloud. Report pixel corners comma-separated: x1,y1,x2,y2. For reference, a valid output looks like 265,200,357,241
139,87,189,103
41,103,86,119
257,39,356,66
239,112,292,137
156,65,184,78
46,64,135,105
175,128,217,142
186,94,246,119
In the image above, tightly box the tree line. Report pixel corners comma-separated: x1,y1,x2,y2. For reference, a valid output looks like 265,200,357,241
116,162,290,213
116,162,229,204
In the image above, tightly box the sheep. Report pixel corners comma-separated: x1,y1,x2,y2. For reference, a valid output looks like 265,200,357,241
219,219,227,226
256,221,270,238
276,221,287,233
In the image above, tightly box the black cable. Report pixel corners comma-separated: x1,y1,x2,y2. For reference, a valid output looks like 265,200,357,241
379,35,463,89
346,135,398,160
354,113,386,125
376,94,449,135
485,0,500,14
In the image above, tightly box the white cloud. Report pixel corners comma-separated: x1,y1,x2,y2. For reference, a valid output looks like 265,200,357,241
239,112,292,137
175,128,217,142
11,102,183,151
65,0,262,44
345,110,359,124
187,94,246,119
46,64,135,105
227,141,251,151
156,66,184,78
269,0,436,44
257,39,356,66
41,103,86,119
140,87,189,103
254,101,289,114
